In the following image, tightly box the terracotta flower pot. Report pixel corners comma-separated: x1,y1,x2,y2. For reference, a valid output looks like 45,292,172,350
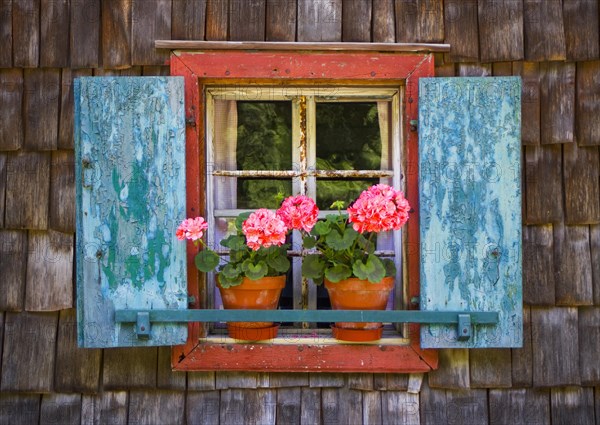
324,276,395,342
217,275,286,341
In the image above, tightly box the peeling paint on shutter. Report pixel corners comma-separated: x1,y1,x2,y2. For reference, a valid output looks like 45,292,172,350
419,77,522,348
75,77,187,347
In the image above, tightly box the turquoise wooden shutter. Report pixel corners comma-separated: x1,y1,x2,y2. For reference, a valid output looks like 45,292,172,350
419,77,522,348
74,77,188,348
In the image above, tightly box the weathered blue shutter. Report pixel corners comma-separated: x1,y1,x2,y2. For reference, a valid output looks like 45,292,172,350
74,77,187,348
419,77,522,348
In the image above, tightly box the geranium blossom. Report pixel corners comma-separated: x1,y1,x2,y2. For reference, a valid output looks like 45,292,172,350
347,184,410,233
242,209,288,251
176,217,209,241
277,195,319,232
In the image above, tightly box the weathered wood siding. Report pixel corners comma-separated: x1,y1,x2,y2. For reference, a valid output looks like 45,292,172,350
0,0,599,423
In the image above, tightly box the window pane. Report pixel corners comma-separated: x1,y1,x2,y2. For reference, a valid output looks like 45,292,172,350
315,102,389,209
236,179,292,209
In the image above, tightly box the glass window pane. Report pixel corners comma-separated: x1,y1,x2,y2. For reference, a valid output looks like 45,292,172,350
236,179,292,209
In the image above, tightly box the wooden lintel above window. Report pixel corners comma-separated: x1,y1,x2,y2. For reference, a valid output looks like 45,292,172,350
155,40,451,53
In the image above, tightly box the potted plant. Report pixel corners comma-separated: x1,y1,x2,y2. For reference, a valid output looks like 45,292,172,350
301,184,411,342
176,195,318,341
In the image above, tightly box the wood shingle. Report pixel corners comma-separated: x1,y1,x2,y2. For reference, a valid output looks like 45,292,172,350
563,143,600,224
205,0,229,41
342,0,371,42
523,225,556,305
0,0,11,67
488,388,550,425
40,0,70,68
230,0,266,41
59,69,92,150
13,0,40,68
478,0,524,62
172,0,207,41
550,386,595,425
469,349,512,389
576,60,600,146
592,224,600,305
1,312,58,392
81,391,128,424
578,306,600,386
443,0,479,62
563,0,600,61
0,69,24,151
395,0,444,43
511,306,533,387
540,61,576,145
49,151,75,233
23,68,60,151
300,387,321,424
276,387,302,424
103,348,158,390
70,0,100,68
157,346,186,390
297,0,342,42
102,0,133,69
525,145,563,224
0,393,41,424
514,61,541,145
186,391,221,424
428,349,469,389
131,0,171,65
128,390,185,425
40,393,81,425
522,0,566,62
381,390,419,425
0,230,27,311
372,0,395,43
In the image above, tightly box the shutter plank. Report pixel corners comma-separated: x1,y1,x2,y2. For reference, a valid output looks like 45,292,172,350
428,349,469,389
54,309,101,393
443,0,479,62
40,394,81,425
395,0,444,43
419,77,522,348
551,387,595,425
0,0,11,67
205,0,228,41
577,61,600,146
1,312,58,392
70,0,100,68
230,0,266,41
49,151,75,233
40,0,70,68
23,68,60,151
297,0,342,42
523,0,565,61
172,0,207,40
532,307,580,386
579,307,600,385
266,0,296,41
0,230,27,311
489,388,550,425
372,0,395,43
277,388,302,425
102,0,132,69
511,306,532,387
540,62,575,145
25,230,74,311
186,391,220,425
524,145,563,224
523,225,555,305
81,392,127,424
13,0,39,67
342,0,371,42
469,349,512,388
563,0,600,61
554,223,593,305
59,69,93,150
0,69,24,151
514,62,541,145
128,391,185,425
564,144,600,224
75,77,187,347
131,0,171,65
5,152,50,230
478,0,524,62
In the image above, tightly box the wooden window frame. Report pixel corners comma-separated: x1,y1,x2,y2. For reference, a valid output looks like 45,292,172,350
169,49,438,372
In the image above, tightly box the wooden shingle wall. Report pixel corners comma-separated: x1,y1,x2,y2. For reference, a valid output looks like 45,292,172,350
0,0,599,423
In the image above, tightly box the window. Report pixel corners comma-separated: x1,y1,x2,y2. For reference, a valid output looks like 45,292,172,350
205,86,405,333
75,45,522,373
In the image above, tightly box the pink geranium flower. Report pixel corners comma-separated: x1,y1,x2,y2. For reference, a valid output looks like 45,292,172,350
242,209,288,251
277,195,319,232
347,184,410,233
176,217,209,241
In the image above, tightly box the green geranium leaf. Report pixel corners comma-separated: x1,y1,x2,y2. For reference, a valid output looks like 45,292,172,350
357,234,375,254
303,235,317,249
326,227,358,250
382,258,396,277
242,260,269,280
353,254,386,283
217,264,243,288
266,252,290,273
324,264,352,283
194,249,220,273
313,221,331,236
302,254,326,279
235,212,252,231
221,235,245,250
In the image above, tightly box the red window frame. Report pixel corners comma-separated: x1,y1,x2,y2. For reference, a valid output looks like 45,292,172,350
169,50,438,372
